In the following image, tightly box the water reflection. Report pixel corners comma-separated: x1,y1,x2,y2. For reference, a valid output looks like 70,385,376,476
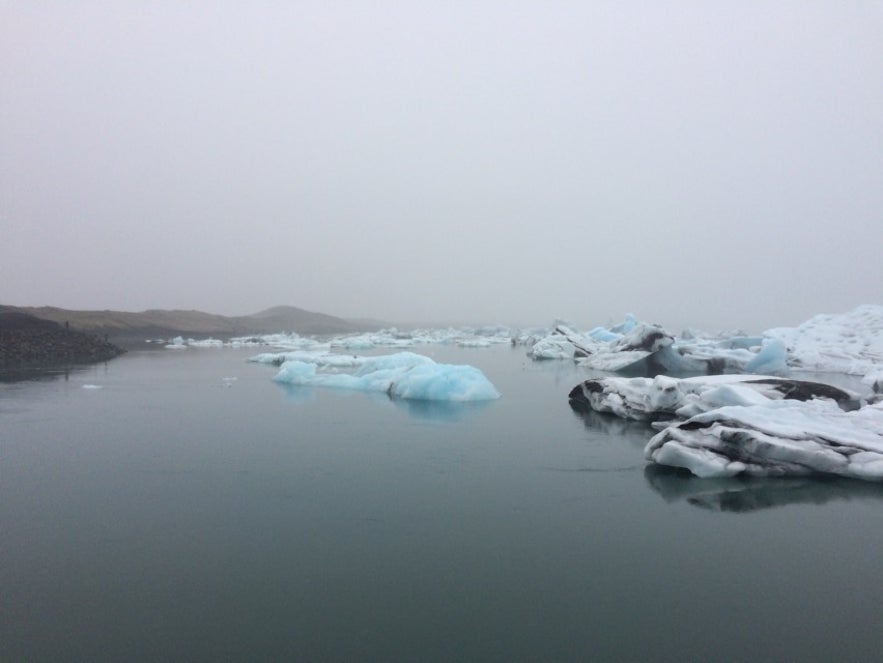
278,384,318,404
276,382,493,423
0,363,103,384
645,464,883,513
392,397,493,423
569,403,656,439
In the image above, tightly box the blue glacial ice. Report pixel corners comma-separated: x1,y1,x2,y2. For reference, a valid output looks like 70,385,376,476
269,351,500,402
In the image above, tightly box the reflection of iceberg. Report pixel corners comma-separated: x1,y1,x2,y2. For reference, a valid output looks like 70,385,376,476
277,384,318,404
392,398,493,423
644,465,883,512
569,404,657,438
270,351,500,402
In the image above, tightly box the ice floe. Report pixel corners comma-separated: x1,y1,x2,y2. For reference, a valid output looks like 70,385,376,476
645,400,883,481
568,374,861,422
569,373,883,481
267,351,500,402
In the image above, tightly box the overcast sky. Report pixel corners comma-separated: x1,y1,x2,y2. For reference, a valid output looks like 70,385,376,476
2,2,881,332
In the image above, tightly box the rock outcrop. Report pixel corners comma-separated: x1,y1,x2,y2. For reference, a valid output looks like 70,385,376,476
0,309,125,368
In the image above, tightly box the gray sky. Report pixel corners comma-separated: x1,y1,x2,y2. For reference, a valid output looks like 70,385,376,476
2,2,881,332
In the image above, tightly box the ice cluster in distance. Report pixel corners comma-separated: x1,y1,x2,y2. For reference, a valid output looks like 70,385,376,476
265,351,501,402
523,315,789,375
526,306,881,381
764,305,883,376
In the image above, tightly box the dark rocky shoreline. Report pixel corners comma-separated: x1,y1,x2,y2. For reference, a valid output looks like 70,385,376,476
0,309,125,369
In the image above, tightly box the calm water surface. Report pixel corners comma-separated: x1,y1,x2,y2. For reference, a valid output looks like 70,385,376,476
2,345,883,661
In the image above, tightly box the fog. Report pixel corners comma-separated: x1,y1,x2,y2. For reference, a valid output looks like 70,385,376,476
2,2,881,332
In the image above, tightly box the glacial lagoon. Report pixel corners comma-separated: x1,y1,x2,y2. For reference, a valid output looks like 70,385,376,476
3,344,883,661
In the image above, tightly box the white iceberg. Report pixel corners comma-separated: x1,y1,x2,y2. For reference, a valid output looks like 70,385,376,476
164,336,187,349
763,305,883,375
270,351,500,402
569,373,883,481
645,400,883,481
568,374,861,422
525,315,784,375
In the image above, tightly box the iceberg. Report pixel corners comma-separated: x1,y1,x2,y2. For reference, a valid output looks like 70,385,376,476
645,400,883,481
524,316,784,376
270,351,500,402
529,306,883,377
568,374,860,422
764,305,883,375
569,373,883,481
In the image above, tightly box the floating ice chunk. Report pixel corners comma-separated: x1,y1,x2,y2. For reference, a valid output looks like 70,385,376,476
743,338,787,374
528,336,578,360
387,362,500,401
82,384,102,389
529,315,781,376
645,400,883,481
569,374,860,422
165,336,187,349
250,350,367,368
271,351,500,402
527,322,600,360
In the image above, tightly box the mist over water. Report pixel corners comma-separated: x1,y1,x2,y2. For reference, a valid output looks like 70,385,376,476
2,4,882,330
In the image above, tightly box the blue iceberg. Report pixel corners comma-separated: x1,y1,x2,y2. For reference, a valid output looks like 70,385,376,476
272,351,500,402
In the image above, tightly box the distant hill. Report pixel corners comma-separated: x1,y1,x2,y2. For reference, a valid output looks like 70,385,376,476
0,308,125,368
1,304,376,340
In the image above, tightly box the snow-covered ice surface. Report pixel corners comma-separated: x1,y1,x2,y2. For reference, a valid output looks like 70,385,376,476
568,374,861,422
528,306,883,379
764,305,883,379
569,373,883,481
645,400,883,481
267,351,500,402
523,316,787,375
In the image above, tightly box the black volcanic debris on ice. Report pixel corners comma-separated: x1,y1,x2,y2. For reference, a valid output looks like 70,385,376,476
0,308,125,368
